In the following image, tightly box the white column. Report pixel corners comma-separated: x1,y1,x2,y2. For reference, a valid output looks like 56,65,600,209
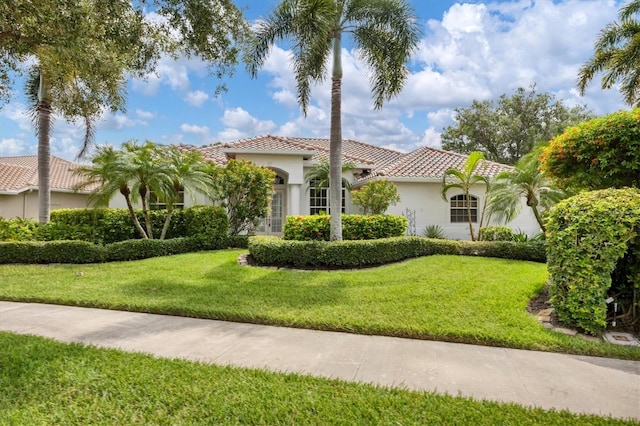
288,184,301,216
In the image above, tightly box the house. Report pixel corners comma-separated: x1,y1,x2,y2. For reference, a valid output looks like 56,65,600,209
0,155,91,220
172,135,539,240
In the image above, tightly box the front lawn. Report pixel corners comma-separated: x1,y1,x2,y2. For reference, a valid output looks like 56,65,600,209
0,332,633,425
0,250,638,359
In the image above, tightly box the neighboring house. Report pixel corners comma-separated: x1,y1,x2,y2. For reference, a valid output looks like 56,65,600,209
140,135,538,240
0,155,91,220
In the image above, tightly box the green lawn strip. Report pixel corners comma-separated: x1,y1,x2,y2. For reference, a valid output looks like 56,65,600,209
0,332,633,426
0,250,637,360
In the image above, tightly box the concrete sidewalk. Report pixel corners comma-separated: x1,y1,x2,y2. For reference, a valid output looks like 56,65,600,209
1,301,638,420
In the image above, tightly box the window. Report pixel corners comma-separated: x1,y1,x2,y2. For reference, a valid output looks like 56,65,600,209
450,194,477,223
309,179,345,215
149,188,185,210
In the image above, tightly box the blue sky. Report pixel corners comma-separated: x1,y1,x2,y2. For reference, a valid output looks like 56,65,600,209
0,0,629,161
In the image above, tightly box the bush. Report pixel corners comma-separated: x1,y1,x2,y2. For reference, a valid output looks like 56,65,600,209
0,217,40,241
350,179,400,214
546,188,640,335
479,226,515,241
105,238,199,262
249,236,545,268
0,241,106,264
182,206,228,249
283,214,407,241
423,225,446,239
540,109,640,190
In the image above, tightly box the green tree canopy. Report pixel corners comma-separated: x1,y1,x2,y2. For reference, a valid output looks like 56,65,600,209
209,159,275,236
248,0,420,241
540,109,640,190
350,179,400,215
441,86,593,165
1,0,248,223
578,0,640,106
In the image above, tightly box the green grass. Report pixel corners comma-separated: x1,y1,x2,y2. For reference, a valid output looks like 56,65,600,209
0,332,634,425
0,250,638,360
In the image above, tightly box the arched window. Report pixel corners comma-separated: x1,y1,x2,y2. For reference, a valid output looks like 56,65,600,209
450,194,478,223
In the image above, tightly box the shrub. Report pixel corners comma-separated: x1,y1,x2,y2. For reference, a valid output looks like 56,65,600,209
479,226,514,241
422,225,446,239
105,238,199,262
182,206,228,249
249,236,545,268
546,188,640,335
283,214,407,241
540,109,640,190
0,241,106,264
0,217,40,241
350,179,400,214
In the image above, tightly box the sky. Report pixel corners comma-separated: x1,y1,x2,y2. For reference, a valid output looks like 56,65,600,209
0,0,630,161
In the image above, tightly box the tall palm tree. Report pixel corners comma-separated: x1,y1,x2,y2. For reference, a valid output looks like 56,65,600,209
248,0,420,240
487,148,569,232
441,152,490,241
578,0,640,105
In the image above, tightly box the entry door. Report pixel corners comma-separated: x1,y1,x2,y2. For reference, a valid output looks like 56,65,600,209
258,189,285,235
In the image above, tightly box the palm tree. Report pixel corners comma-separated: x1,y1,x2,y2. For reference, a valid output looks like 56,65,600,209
305,160,355,190
155,147,214,240
441,152,490,241
248,0,420,240
578,0,640,105
74,144,148,239
487,148,569,232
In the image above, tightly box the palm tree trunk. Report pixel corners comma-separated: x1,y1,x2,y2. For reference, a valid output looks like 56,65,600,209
329,29,343,241
139,188,154,239
121,187,148,239
532,206,546,232
160,206,174,240
37,72,52,224
466,192,476,241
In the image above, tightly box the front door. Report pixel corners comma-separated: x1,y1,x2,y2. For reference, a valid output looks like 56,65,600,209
258,189,285,235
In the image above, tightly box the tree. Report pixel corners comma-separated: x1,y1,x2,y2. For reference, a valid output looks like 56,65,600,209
578,0,640,106
153,147,213,240
539,109,640,190
74,144,149,239
248,0,420,240
487,146,570,232
441,152,490,241
350,179,400,215
1,0,248,223
210,160,275,236
76,141,212,240
441,86,593,165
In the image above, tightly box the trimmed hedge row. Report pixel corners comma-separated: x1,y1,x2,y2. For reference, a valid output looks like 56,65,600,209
248,236,546,268
283,214,407,241
0,235,248,265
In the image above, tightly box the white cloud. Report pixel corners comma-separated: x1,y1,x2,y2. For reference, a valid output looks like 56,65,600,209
217,107,276,141
0,138,27,156
184,90,209,106
135,109,156,119
180,124,210,135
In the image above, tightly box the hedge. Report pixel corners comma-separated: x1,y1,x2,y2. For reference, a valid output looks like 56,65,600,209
0,236,236,265
248,236,546,268
283,214,407,241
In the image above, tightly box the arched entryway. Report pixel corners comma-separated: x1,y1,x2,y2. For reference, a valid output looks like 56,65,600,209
256,169,288,236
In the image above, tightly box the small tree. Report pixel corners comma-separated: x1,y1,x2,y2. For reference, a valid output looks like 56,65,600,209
350,180,400,215
540,109,640,190
210,160,275,235
441,152,490,241
488,146,570,232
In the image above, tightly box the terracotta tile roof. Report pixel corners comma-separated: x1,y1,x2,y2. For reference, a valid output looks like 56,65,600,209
0,155,92,193
373,146,512,180
187,136,512,181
